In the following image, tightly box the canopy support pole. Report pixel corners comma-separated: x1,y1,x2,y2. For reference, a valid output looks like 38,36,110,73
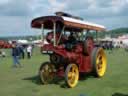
53,22,56,46
96,30,98,41
86,29,90,39
41,24,44,44
57,26,65,45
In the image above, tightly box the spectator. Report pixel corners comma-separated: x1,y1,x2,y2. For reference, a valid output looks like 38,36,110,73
18,45,25,59
11,43,22,68
26,45,32,59
1,51,6,57
0,50,2,57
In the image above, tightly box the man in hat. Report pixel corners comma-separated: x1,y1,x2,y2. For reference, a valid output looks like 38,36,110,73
11,42,22,68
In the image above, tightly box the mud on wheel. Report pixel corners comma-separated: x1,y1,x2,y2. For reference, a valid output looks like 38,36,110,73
91,47,107,77
39,62,56,84
65,64,79,88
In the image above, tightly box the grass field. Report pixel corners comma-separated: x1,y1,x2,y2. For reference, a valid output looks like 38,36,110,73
0,48,128,96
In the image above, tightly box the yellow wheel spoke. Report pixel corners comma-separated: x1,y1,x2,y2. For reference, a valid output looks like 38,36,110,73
40,63,56,84
68,72,72,78
71,66,75,72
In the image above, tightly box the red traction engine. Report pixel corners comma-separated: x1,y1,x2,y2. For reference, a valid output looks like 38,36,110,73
31,12,107,88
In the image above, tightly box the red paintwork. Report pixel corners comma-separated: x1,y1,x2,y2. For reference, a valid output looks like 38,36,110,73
0,40,12,49
41,32,95,73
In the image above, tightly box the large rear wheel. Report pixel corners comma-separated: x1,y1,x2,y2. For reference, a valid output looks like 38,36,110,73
39,62,56,84
91,47,107,77
65,64,79,88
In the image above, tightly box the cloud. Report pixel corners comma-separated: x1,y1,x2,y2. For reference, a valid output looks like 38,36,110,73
62,0,128,18
0,0,34,16
48,0,66,12
0,0,128,36
0,0,10,5
31,0,67,17
0,16,38,37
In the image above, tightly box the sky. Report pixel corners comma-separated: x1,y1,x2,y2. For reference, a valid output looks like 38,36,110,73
0,0,128,37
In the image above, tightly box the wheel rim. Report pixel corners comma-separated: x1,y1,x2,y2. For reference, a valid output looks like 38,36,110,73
40,63,55,84
96,49,106,77
67,64,79,88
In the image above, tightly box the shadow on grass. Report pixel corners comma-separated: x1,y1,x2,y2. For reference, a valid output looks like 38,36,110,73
22,73,96,88
79,72,96,81
112,93,128,96
23,75,42,85
22,75,68,88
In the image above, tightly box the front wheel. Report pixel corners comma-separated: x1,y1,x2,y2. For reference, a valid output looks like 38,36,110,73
65,64,79,88
91,47,107,77
39,62,56,84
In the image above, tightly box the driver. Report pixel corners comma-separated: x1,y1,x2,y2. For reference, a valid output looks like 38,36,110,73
68,32,77,44
46,31,67,44
64,32,77,51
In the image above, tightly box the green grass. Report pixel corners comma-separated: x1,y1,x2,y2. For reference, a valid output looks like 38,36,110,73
0,48,128,96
